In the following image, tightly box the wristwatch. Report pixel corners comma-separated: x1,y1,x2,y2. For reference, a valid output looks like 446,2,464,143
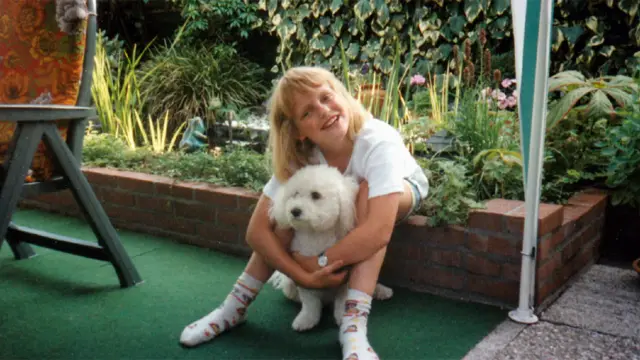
318,251,328,267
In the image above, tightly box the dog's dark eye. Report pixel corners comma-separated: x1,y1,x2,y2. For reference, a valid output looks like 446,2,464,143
311,191,321,200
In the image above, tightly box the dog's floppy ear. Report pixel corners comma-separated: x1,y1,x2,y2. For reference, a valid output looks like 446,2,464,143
268,186,291,230
336,175,360,238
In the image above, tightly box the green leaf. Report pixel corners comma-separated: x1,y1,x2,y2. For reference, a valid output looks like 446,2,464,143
576,48,595,66
388,0,403,12
493,16,510,31
371,21,387,37
631,23,640,46
560,26,585,49
546,87,596,128
552,28,565,52
598,45,615,58
361,38,381,60
390,14,406,30
447,15,466,37
374,56,393,74
618,0,639,18
297,4,311,20
268,0,278,17
296,22,307,40
309,34,336,57
330,0,343,14
346,42,360,60
491,0,510,15
331,18,344,37
587,35,605,47
603,88,634,108
347,18,358,36
464,0,483,23
276,18,297,41
548,71,587,92
587,90,614,120
375,0,390,26
319,16,331,32
585,16,600,33
424,31,441,46
354,0,374,21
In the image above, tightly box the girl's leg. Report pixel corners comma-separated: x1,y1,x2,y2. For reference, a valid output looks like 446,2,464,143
180,229,293,347
339,181,414,360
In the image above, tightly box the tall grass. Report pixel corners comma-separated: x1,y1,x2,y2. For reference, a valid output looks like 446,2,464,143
137,42,268,133
91,24,189,152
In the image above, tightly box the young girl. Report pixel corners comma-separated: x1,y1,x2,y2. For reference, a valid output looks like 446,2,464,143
179,66,429,360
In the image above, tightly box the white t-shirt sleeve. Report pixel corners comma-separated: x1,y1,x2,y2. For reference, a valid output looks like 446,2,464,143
362,141,406,199
262,175,281,200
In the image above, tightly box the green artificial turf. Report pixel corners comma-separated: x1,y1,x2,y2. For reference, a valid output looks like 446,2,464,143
0,209,506,359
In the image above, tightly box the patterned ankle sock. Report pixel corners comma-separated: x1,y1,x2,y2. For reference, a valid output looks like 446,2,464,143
339,289,379,360
179,272,263,347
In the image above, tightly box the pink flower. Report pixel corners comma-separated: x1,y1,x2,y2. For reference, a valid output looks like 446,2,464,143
507,96,517,107
410,74,426,86
501,78,517,88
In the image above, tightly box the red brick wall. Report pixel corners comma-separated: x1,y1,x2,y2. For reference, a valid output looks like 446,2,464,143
535,190,607,306
18,167,607,308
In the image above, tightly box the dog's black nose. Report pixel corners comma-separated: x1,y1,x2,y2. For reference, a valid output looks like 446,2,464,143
291,208,302,218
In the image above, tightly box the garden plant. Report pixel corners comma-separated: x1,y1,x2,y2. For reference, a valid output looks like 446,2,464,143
86,0,640,231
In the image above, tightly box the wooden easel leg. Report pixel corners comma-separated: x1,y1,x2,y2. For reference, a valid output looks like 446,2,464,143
0,124,41,259
42,125,142,288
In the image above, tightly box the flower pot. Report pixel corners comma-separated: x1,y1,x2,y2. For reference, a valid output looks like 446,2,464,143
633,257,640,277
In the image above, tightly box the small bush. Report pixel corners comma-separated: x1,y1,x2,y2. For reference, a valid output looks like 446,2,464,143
83,131,269,192
138,42,268,132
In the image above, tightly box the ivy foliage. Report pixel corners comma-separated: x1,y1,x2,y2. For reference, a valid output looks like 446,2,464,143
257,0,639,79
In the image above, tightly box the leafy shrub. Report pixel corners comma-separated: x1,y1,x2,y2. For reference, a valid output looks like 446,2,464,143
83,130,270,192
138,42,268,131
214,146,271,191
172,0,265,41
259,0,639,80
597,88,640,208
418,156,484,227
541,108,611,204
83,130,155,169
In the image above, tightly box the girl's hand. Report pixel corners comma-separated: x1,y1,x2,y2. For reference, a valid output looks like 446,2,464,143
296,257,348,289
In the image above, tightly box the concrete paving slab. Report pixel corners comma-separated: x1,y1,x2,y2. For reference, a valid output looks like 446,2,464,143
541,264,640,339
608,336,640,360
568,264,640,300
462,263,640,360
492,321,620,360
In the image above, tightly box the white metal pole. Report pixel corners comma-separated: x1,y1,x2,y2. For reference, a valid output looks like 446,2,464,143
508,0,554,324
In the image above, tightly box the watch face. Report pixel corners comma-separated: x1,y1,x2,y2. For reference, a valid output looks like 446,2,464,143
318,256,328,267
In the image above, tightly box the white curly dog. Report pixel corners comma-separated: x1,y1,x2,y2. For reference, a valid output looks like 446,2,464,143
268,164,393,331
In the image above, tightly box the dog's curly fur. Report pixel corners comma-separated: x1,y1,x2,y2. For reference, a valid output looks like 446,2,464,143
267,164,393,331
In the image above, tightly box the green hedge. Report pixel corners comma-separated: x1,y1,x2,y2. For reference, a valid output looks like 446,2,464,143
258,0,639,79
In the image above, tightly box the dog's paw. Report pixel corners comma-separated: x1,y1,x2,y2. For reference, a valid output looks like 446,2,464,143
292,311,321,332
373,284,394,301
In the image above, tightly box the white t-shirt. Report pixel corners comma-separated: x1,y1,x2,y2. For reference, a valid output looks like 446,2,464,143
262,117,428,201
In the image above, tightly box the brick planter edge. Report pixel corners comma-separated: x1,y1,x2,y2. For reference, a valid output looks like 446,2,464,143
17,167,607,309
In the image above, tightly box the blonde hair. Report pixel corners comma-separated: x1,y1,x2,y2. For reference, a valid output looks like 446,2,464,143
266,66,368,182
